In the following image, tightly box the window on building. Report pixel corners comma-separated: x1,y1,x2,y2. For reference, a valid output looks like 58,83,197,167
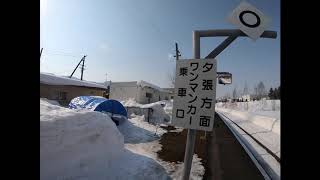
146,92,152,98
59,91,67,100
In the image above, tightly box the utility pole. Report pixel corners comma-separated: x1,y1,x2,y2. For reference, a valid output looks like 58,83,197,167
173,42,181,60
70,55,86,79
40,48,43,60
80,56,85,80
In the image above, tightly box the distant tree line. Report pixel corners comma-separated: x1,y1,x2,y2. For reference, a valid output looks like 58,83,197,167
268,85,280,100
218,81,280,102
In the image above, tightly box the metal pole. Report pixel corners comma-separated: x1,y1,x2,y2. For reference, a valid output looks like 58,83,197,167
205,32,239,59
174,42,181,60
182,31,200,180
81,56,85,80
40,48,43,60
196,29,277,39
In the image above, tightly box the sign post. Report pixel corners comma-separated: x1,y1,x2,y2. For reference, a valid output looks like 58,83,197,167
180,31,206,180
174,2,277,180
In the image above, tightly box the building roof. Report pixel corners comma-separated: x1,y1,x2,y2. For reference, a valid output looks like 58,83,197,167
40,72,108,90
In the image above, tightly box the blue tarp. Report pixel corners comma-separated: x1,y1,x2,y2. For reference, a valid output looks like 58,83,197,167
68,96,127,118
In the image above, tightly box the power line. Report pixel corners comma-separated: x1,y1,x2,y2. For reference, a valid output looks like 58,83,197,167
42,52,81,58
43,49,84,57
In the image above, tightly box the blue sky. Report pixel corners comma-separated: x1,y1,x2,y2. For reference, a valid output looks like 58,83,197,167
40,0,280,98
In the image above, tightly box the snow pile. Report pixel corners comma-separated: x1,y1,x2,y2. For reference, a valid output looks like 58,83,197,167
165,154,205,180
122,99,171,124
216,100,280,119
118,113,167,143
118,114,205,180
40,72,108,89
217,108,280,135
216,100,280,112
162,99,173,119
40,99,124,180
40,99,170,180
40,98,60,106
122,98,140,107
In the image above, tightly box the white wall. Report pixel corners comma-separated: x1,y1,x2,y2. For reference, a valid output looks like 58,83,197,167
137,86,160,104
160,91,170,100
110,81,171,104
110,82,138,102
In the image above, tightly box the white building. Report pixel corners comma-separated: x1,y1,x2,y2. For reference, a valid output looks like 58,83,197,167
109,80,170,104
240,94,251,102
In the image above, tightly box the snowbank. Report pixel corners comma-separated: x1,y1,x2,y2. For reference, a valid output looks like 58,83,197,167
40,98,60,106
118,114,205,180
216,100,280,112
216,108,280,135
122,99,171,124
40,99,124,180
40,99,170,180
216,100,280,120
118,114,167,143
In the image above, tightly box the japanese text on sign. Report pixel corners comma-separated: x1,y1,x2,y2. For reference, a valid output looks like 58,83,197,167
172,59,217,131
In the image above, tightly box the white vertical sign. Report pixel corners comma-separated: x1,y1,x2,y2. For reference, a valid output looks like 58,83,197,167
172,58,217,131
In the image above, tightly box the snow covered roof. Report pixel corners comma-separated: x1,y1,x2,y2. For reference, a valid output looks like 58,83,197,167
111,80,170,93
40,72,108,90
137,80,170,93
111,81,138,87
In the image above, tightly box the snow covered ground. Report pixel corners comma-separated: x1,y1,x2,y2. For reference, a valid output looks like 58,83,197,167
215,100,280,180
40,98,60,106
216,100,280,119
118,113,204,180
40,98,204,180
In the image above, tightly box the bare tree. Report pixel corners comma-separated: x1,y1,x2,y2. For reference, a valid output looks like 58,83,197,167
167,67,176,88
243,81,249,95
224,92,231,99
254,81,266,100
104,73,109,87
233,87,238,99
251,84,258,100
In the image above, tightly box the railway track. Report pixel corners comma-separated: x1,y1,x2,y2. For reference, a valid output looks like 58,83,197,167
215,112,280,180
